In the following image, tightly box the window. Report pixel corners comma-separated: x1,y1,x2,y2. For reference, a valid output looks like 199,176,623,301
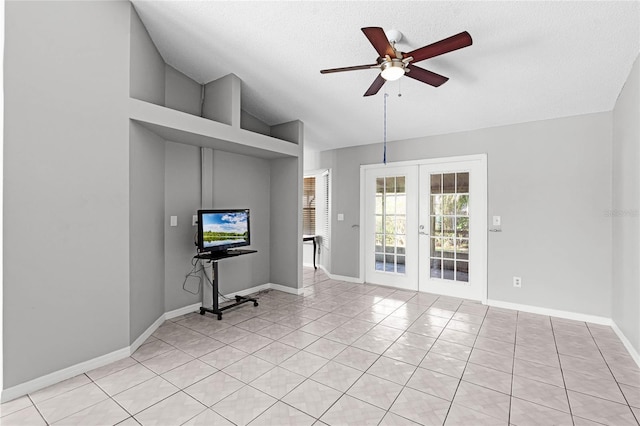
430,172,469,282
303,170,331,249
303,177,316,235
320,170,331,249
375,175,406,274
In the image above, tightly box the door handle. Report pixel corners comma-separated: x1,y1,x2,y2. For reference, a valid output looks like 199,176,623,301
419,231,429,236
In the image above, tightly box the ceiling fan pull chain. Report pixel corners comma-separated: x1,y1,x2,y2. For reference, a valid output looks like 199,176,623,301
383,93,388,165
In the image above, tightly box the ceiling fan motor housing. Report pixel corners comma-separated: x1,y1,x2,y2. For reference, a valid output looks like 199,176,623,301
385,29,403,44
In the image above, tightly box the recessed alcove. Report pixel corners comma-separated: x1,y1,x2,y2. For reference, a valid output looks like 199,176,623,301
128,5,303,348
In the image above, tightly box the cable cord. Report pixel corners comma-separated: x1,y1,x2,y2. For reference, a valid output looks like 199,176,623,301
182,257,204,295
383,93,389,165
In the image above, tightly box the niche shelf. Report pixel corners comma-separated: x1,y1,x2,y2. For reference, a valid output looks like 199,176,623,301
129,98,300,159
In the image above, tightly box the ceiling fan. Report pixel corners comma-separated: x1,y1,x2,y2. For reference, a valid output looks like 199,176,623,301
320,27,472,96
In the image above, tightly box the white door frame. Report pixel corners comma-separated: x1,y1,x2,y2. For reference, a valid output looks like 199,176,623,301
1,1,5,395
363,165,419,290
360,154,488,303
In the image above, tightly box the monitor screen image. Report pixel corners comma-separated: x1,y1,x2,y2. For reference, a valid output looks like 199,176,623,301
198,209,250,252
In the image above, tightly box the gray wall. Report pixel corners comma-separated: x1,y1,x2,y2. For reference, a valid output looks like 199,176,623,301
318,113,613,317
270,122,304,288
3,0,303,394
161,145,276,309
165,65,202,116
203,74,241,127
241,110,271,136
3,1,131,387
270,158,302,288
129,6,165,105
130,123,165,343
164,142,202,312
612,53,640,353
212,151,271,294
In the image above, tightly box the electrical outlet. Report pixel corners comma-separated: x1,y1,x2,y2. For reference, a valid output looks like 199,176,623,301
513,276,522,288
192,215,198,226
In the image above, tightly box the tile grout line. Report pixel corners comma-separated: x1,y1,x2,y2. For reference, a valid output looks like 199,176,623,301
26,393,49,426
441,300,490,425
585,323,640,424
550,317,578,425
354,293,438,425
277,288,436,424
508,310,519,426
19,268,637,426
290,290,406,423
365,294,444,425
86,359,183,426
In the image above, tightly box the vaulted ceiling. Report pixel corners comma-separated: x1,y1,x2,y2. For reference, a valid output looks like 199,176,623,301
131,1,640,151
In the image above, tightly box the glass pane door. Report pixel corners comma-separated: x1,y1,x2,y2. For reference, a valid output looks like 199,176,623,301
429,172,469,282
375,176,407,274
365,165,418,290
418,159,486,301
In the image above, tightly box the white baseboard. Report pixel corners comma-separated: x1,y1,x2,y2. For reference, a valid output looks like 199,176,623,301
485,299,640,368
129,314,165,356
320,265,364,284
1,281,299,402
14,288,632,403
165,303,203,320
222,283,271,300
268,283,304,295
1,302,203,403
611,321,640,368
486,299,612,325
219,283,304,300
1,346,130,403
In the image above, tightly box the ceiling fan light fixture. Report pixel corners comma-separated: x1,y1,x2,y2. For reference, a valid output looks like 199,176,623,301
380,60,405,81
320,27,472,96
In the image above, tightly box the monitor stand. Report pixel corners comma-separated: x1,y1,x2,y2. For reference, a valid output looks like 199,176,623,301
194,250,258,320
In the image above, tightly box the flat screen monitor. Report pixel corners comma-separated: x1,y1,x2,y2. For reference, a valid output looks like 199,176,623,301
197,209,250,253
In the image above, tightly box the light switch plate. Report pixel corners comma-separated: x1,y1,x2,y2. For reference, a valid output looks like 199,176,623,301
170,216,178,227
192,215,198,226
337,213,344,221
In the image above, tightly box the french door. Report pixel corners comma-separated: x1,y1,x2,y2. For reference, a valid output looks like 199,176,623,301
417,160,486,300
363,156,487,301
364,166,418,290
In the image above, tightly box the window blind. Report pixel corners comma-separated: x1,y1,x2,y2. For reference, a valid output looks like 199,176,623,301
320,170,331,249
303,176,316,235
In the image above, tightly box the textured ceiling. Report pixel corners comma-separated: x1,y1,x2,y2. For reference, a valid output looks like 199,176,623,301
131,1,640,152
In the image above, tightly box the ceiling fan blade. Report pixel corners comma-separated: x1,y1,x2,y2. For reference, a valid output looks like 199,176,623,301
405,31,472,63
362,27,395,58
364,74,386,97
405,65,449,87
320,64,379,74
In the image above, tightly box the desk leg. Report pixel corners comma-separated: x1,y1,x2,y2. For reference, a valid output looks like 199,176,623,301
313,238,317,269
199,261,223,320
199,260,259,320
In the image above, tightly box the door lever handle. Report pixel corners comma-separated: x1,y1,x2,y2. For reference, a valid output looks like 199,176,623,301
419,231,429,236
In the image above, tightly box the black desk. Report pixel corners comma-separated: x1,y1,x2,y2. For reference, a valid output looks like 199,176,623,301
195,249,258,320
303,235,318,269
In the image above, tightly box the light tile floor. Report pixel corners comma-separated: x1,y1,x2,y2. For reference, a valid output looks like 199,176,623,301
2,267,639,425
